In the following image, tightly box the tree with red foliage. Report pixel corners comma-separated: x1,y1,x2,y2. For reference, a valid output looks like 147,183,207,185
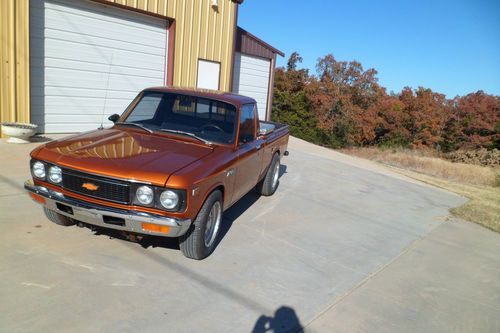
271,52,499,151
454,91,500,149
398,87,450,148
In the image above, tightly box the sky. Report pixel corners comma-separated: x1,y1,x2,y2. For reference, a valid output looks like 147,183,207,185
237,0,500,98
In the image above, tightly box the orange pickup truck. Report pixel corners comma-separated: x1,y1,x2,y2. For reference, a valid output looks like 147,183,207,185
25,87,289,259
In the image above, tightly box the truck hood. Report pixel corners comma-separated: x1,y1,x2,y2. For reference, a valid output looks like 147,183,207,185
31,129,214,185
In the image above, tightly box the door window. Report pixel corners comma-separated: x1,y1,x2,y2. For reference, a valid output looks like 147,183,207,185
238,104,256,145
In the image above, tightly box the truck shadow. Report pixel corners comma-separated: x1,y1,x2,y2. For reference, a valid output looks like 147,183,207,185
86,164,288,252
216,163,288,248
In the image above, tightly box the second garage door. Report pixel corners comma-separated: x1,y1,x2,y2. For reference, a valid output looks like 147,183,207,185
232,52,271,120
30,0,168,133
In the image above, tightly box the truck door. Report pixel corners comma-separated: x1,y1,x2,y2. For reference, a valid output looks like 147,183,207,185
232,104,264,202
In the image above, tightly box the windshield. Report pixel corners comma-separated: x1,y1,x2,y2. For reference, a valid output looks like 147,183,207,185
120,92,238,145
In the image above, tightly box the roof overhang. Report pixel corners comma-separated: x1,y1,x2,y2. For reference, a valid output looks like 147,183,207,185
235,27,284,60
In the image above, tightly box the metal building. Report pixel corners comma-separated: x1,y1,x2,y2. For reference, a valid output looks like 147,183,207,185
0,0,283,135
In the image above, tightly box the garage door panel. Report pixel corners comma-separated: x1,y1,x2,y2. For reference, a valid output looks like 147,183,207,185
38,58,164,80
232,53,271,120
46,0,165,31
32,114,125,129
30,0,167,133
30,114,115,124
234,89,268,100
241,62,270,72
236,82,269,90
238,54,269,64
43,29,166,57
256,104,266,118
30,88,138,108
43,67,163,88
41,87,139,100
237,68,270,78
236,62,271,74
44,69,147,91
43,17,166,50
236,74,269,87
42,96,131,109
45,0,166,34
33,115,109,124
42,39,165,70
30,105,130,117
41,87,137,100
39,113,123,123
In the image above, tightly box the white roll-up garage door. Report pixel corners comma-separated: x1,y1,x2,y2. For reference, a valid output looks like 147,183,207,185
232,52,271,120
30,0,168,133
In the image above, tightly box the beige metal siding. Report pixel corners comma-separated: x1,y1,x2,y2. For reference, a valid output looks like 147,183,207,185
0,0,30,130
0,0,238,135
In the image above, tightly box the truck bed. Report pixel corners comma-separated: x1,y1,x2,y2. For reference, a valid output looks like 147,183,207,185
259,120,289,142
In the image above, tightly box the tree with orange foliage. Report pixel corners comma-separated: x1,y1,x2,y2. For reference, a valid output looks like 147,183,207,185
272,52,499,151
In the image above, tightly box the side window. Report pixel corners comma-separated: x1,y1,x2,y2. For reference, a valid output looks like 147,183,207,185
238,104,256,145
126,94,162,122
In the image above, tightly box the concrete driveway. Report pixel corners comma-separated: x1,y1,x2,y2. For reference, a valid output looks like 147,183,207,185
1,136,499,333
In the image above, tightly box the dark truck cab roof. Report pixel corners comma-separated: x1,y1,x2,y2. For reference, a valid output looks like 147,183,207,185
144,87,257,109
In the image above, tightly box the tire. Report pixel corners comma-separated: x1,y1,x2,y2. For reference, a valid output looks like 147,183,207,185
43,207,75,226
179,190,223,260
256,153,281,196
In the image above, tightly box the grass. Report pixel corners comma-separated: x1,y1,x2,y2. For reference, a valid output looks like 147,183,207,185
342,147,498,186
343,147,500,233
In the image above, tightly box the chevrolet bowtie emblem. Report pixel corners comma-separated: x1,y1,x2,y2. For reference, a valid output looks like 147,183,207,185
82,182,99,191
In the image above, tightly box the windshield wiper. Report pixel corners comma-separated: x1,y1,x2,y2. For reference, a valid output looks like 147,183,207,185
158,129,212,145
115,122,153,134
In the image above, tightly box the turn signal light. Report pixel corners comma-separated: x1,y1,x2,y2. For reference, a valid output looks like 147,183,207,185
29,193,46,205
142,222,170,234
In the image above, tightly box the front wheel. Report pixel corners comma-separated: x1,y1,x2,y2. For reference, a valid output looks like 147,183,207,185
179,190,223,260
256,153,281,196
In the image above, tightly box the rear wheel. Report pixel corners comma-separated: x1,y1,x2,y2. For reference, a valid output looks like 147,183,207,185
179,190,223,260
43,207,75,226
256,153,281,196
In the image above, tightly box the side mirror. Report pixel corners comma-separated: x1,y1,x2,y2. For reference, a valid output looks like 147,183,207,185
259,123,275,136
108,114,120,123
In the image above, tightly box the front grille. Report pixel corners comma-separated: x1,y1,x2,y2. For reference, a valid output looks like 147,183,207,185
61,169,130,204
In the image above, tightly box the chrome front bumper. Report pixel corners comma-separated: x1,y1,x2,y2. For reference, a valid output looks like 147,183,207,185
24,180,191,237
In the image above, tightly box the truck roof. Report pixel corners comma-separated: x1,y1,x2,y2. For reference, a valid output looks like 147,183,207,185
143,86,256,108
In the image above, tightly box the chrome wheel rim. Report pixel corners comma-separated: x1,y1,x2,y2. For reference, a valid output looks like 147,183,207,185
272,160,280,189
204,201,222,247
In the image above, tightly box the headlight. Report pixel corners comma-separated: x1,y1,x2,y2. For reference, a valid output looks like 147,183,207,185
32,161,46,179
136,186,154,205
48,166,62,184
132,184,186,211
159,190,179,209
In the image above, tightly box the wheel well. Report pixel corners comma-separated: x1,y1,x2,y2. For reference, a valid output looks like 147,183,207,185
259,150,280,181
195,185,225,218
210,185,225,205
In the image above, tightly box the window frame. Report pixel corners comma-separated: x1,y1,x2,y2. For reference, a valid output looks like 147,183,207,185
117,91,240,147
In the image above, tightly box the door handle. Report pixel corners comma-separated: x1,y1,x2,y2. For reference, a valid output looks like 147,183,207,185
256,144,262,150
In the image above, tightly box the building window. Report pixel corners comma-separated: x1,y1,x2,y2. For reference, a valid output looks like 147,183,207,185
197,59,220,90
